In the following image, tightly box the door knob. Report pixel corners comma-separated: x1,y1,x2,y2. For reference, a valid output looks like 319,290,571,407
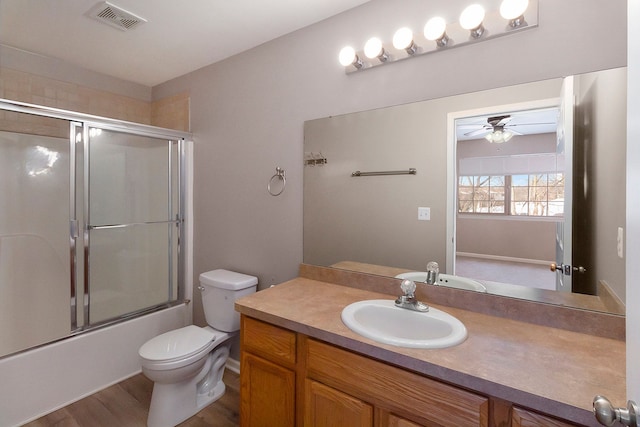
550,262,571,275
593,395,638,426
550,263,587,275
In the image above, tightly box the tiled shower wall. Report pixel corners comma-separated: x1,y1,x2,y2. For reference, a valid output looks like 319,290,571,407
151,92,190,132
0,67,189,132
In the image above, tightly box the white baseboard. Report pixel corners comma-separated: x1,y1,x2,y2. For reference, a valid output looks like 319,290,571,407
225,357,240,374
457,252,550,266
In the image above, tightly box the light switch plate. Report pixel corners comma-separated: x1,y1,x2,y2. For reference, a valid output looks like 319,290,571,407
617,227,624,258
418,207,430,221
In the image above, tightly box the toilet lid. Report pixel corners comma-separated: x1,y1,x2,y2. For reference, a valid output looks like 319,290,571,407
139,325,216,361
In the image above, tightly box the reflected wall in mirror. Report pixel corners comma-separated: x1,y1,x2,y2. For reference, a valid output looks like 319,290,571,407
304,67,626,315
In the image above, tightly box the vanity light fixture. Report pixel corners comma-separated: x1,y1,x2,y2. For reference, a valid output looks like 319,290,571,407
338,0,538,74
393,27,418,54
338,46,364,69
364,37,389,62
500,0,529,28
459,4,486,39
424,16,449,47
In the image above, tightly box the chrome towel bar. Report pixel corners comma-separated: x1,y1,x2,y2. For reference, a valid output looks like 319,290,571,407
351,168,417,177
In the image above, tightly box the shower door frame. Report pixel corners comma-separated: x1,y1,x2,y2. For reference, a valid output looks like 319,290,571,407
77,121,187,330
0,98,192,345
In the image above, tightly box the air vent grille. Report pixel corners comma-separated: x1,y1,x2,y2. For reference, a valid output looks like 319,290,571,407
86,1,147,31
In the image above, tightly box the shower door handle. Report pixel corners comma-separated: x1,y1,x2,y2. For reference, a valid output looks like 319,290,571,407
70,219,79,238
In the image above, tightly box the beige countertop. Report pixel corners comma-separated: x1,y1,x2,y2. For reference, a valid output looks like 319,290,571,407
235,277,626,426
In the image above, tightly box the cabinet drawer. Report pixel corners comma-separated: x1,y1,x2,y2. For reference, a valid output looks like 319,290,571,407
305,339,488,427
241,316,296,366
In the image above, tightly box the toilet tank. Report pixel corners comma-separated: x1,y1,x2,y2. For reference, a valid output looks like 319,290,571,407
199,269,257,332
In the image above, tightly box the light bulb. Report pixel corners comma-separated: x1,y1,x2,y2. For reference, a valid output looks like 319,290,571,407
485,130,514,143
424,16,449,46
339,46,356,66
500,0,529,28
393,27,416,53
364,37,385,59
500,0,529,20
460,4,485,31
338,46,363,69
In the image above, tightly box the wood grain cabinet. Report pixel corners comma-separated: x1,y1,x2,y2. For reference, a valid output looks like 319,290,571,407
511,407,580,427
240,316,297,427
304,337,488,426
240,315,582,427
304,379,373,426
241,352,295,427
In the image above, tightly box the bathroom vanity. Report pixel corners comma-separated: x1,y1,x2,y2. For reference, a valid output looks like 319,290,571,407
235,266,625,427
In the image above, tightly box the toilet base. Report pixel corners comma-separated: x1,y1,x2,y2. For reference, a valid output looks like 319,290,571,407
146,344,230,427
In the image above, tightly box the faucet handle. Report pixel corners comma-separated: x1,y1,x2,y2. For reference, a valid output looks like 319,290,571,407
426,261,440,285
400,279,416,297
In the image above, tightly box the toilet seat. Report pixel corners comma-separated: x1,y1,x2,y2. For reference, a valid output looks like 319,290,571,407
139,325,229,371
140,325,215,362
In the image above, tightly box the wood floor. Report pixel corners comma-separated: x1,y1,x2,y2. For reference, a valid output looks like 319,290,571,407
23,370,240,427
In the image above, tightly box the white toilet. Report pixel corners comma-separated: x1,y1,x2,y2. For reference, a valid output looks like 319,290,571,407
139,269,257,427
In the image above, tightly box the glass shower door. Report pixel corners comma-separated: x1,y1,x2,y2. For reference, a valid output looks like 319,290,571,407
85,126,181,324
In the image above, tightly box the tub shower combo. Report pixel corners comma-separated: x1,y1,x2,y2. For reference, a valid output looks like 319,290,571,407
0,99,189,359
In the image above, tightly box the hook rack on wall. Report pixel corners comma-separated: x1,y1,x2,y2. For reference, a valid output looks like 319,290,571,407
304,152,327,166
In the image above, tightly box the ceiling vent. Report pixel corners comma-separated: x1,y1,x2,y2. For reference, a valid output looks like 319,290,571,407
86,1,147,31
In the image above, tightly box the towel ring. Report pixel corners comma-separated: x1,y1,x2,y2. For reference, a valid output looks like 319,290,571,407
268,167,286,196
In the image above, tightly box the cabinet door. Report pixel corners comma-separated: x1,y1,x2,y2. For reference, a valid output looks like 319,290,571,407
512,407,579,427
305,379,373,427
240,352,295,427
381,412,424,427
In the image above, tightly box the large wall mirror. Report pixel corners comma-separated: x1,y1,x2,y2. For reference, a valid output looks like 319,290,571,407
304,66,626,315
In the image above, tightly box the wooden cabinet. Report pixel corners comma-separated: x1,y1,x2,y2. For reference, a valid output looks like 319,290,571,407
240,316,297,427
304,379,373,426
240,352,295,427
380,413,424,427
305,337,488,426
240,315,582,427
240,316,296,366
512,407,580,427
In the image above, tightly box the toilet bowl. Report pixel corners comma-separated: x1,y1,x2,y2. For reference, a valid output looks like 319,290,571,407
139,269,257,427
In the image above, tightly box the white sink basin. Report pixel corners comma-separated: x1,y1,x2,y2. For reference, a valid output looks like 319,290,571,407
341,299,467,349
395,272,487,292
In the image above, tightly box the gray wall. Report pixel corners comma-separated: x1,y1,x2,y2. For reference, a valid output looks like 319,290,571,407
456,218,556,261
152,0,627,326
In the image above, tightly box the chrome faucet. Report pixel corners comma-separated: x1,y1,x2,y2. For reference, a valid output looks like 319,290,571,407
395,279,429,312
425,261,440,285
